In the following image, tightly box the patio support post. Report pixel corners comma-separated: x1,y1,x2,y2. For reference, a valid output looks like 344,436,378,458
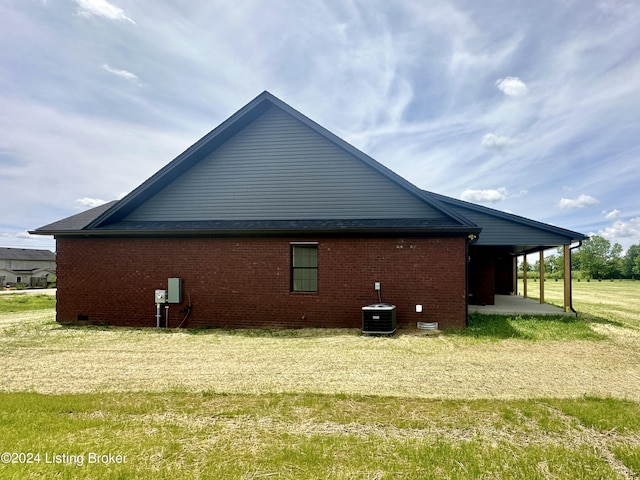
523,254,528,298
563,244,571,312
512,256,517,295
539,250,545,304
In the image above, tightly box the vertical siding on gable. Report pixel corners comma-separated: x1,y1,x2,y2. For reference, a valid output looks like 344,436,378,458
125,107,445,221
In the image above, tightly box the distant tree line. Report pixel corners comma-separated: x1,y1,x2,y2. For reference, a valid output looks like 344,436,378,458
520,235,640,280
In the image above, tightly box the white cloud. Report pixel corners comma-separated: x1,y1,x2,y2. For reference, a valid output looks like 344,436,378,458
460,188,508,204
599,217,640,240
74,0,134,24
603,208,621,220
495,76,528,97
597,210,640,248
0,230,55,250
75,197,108,209
558,194,600,209
481,133,514,151
102,64,139,82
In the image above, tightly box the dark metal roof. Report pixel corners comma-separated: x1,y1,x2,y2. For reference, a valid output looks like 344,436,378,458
33,201,118,234
0,247,56,261
73,218,472,236
422,190,588,253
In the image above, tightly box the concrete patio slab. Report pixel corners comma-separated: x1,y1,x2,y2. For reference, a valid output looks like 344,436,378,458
468,294,575,316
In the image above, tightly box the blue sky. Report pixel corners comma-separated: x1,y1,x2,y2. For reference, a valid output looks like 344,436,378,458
2,0,639,252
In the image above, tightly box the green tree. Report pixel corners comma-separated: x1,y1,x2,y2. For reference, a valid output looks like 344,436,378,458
609,243,623,278
570,246,581,273
574,236,623,279
544,254,566,279
622,244,640,278
518,258,536,272
552,253,566,276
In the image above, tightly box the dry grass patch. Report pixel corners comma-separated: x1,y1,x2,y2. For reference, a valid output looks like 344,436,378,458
1,308,639,399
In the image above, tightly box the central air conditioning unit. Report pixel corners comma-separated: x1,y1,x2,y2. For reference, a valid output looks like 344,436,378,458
362,303,397,335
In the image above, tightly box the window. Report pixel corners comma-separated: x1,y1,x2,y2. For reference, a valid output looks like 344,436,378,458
291,243,318,292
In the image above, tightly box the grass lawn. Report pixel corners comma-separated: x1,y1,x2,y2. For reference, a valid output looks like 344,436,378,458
0,293,55,313
1,283,639,479
519,278,640,330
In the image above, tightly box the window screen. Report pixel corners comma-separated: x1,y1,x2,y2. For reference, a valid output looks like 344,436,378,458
291,244,318,292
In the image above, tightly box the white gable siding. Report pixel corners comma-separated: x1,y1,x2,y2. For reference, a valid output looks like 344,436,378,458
125,107,445,221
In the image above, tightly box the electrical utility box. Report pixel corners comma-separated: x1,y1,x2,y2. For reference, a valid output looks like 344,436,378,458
167,277,182,304
155,290,167,304
362,303,397,335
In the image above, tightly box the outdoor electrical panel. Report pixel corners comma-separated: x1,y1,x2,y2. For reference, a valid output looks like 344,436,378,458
155,290,167,304
167,277,182,304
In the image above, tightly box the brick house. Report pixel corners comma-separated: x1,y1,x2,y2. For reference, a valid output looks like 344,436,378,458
32,92,586,329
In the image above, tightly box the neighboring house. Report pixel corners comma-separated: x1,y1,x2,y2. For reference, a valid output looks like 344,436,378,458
32,92,586,329
0,248,56,288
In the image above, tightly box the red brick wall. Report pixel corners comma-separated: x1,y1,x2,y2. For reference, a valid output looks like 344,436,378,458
55,236,468,329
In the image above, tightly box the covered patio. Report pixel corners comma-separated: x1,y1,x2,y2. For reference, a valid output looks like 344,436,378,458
468,294,575,316
420,191,588,317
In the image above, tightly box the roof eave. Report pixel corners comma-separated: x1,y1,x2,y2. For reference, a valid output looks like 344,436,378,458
44,226,481,238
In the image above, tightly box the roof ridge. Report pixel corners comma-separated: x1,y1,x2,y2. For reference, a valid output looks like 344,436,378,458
84,91,475,230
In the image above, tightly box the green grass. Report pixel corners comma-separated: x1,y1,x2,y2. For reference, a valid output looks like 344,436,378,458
544,396,640,432
460,278,640,341
1,392,638,479
520,278,640,329
1,286,639,478
462,313,606,340
0,294,55,313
